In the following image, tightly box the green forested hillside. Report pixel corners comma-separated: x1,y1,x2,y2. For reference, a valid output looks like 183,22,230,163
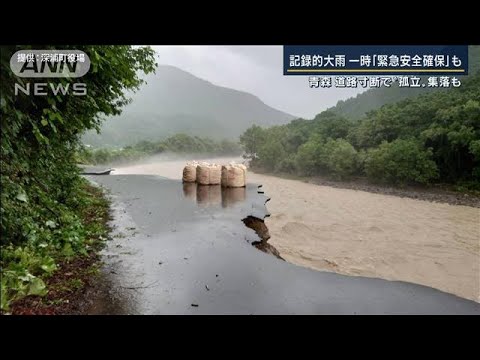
241,72,480,187
82,65,295,147
328,45,480,120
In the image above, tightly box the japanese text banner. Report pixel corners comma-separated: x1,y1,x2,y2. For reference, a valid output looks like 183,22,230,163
284,45,469,76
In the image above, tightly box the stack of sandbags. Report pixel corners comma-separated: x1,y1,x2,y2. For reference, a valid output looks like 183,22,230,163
221,163,247,188
182,161,198,183
183,161,247,187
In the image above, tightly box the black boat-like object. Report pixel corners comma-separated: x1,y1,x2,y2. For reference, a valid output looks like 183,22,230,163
81,168,114,175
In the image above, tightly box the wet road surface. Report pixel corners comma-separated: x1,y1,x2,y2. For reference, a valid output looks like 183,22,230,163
86,174,480,314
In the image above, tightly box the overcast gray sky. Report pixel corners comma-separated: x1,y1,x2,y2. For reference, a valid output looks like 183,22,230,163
152,46,365,119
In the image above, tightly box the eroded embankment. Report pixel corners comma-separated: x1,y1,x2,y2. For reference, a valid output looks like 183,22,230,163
242,216,284,260
241,187,284,260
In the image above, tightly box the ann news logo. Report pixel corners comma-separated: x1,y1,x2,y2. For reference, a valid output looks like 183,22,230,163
10,50,91,96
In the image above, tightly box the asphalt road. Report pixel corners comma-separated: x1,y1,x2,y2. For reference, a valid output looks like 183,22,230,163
85,173,480,315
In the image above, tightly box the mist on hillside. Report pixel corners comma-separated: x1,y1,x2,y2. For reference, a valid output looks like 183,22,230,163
82,65,296,147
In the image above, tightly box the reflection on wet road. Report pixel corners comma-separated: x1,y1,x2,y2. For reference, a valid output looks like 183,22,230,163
86,174,480,315
182,183,247,209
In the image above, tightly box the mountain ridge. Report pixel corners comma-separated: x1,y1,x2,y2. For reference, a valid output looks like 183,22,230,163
83,65,296,147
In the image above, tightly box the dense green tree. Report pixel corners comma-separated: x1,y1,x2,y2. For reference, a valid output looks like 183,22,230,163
329,45,480,120
257,140,287,172
364,139,439,185
321,139,359,180
0,45,156,309
295,135,325,176
351,75,480,181
242,69,480,187
239,125,267,160
310,111,354,140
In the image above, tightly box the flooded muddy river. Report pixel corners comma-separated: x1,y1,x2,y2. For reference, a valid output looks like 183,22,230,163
83,174,478,314
112,156,480,303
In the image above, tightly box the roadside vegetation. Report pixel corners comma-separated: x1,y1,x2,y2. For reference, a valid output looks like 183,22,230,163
0,45,156,312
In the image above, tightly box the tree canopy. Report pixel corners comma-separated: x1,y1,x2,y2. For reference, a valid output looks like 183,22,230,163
0,45,156,310
241,72,480,187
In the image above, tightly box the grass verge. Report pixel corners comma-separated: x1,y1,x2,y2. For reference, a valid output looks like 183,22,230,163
1,181,111,315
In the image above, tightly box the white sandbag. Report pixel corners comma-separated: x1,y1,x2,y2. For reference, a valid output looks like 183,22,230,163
209,164,222,185
221,164,245,187
196,164,210,185
236,164,247,185
231,165,246,187
196,163,221,185
221,165,229,187
182,164,197,183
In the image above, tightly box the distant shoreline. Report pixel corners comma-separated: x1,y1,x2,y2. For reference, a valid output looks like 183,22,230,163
93,156,480,208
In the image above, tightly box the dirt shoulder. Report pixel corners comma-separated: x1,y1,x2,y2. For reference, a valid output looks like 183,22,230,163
7,184,111,315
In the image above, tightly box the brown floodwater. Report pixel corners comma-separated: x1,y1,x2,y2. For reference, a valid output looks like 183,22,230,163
113,156,480,303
